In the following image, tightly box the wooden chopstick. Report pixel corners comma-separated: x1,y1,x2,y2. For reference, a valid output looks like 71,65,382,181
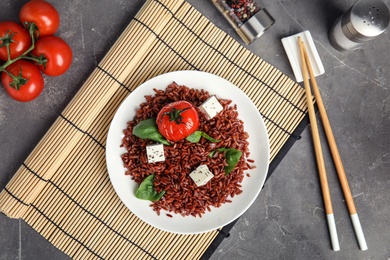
298,36,340,251
299,38,368,251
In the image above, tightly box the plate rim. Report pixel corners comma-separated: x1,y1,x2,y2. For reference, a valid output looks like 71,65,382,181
106,70,270,234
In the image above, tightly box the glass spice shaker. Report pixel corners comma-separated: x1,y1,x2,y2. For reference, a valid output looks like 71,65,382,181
211,0,275,44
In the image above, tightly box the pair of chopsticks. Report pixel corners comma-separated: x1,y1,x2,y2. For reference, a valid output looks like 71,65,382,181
298,37,368,251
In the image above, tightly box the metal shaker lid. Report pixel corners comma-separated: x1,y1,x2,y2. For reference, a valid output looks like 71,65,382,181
237,8,275,44
342,0,390,42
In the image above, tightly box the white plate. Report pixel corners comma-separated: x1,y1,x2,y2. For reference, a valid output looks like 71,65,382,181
106,70,270,234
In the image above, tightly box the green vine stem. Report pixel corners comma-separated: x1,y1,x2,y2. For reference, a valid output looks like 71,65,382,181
6,43,11,62
0,22,44,73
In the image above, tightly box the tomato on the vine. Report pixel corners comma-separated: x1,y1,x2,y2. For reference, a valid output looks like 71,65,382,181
1,60,44,102
0,21,31,61
32,36,72,76
19,0,60,37
156,101,200,141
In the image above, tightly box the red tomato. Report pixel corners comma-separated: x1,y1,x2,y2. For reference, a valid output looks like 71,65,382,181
156,101,200,141
32,36,72,76
19,0,60,37
1,60,44,102
0,21,31,61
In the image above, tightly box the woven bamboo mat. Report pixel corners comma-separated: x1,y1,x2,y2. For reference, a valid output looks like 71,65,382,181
0,0,308,259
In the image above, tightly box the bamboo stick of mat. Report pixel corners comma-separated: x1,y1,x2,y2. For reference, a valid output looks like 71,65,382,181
299,38,368,251
298,37,340,251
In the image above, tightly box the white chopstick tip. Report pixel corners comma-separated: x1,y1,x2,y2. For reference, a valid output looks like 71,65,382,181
327,214,340,251
351,213,368,251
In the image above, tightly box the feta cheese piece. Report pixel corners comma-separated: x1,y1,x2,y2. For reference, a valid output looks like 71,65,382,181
189,164,214,186
199,96,223,119
146,144,165,163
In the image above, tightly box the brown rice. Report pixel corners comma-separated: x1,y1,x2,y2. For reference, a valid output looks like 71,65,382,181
121,82,254,217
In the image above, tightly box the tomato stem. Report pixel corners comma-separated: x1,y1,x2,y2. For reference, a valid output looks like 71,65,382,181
0,23,39,90
6,44,11,62
0,22,41,72
2,67,29,90
165,107,190,124
0,30,15,62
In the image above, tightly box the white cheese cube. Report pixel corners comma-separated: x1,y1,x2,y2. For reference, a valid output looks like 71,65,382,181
199,96,223,119
189,164,214,186
146,144,165,163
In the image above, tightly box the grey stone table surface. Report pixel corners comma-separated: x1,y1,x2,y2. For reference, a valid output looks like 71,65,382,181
0,0,389,259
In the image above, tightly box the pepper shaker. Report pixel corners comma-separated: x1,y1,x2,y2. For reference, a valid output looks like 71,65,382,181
211,0,275,44
329,0,390,51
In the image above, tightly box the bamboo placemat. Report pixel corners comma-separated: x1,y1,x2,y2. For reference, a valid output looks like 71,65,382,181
0,0,308,259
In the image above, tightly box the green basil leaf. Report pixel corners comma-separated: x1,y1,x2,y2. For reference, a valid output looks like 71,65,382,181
135,174,166,202
214,148,242,175
186,131,220,143
132,118,170,145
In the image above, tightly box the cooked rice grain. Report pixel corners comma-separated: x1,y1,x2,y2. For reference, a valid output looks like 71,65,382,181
121,82,254,217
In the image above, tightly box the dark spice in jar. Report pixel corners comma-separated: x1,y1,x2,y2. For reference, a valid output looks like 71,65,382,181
212,0,275,44
225,0,260,23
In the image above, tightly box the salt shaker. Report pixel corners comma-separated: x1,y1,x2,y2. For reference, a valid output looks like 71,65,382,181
329,0,390,51
211,0,275,44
